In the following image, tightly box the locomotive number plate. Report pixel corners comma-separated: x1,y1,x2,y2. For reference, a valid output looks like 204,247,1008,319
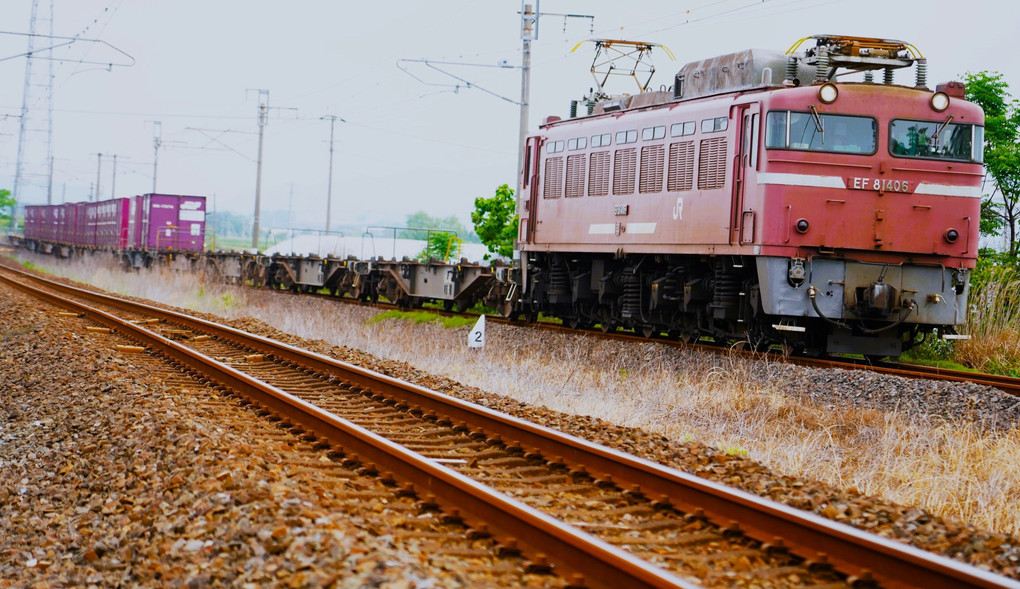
847,177,913,193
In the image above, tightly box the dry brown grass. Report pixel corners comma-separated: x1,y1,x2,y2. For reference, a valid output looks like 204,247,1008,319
956,267,1020,375
17,253,1020,535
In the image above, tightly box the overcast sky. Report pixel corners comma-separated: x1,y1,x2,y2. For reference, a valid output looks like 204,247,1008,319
1,0,1016,233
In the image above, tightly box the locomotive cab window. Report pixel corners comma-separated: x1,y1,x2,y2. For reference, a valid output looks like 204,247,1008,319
765,111,876,154
889,119,983,163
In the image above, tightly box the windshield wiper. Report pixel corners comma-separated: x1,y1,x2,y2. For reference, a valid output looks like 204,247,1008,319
809,105,825,143
932,114,954,145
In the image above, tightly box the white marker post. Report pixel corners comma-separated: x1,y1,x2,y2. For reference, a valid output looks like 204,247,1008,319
468,314,485,349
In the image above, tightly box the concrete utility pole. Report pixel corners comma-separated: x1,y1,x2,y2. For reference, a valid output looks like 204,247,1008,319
152,121,161,194
320,115,345,234
111,154,118,198
251,89,269,250
95,153,102,201
517,2,536,203
47,156,53,205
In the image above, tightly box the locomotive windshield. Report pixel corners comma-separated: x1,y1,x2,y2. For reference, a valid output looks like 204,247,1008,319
765,111,877,154
889,119,984,163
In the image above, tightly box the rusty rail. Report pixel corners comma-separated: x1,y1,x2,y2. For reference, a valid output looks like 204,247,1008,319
4,267,1018,588
787,355,1020,396
0,270,697,589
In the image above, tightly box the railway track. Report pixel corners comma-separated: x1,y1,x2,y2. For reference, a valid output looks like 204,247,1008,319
257,279,1020,398
2,264,1017,588
6,249,1017,398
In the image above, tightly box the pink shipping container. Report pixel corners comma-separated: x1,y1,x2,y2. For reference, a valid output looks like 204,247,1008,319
42,206,57,242
93,198,130,249
129,193,206,253
24,206,42,241
72,203,93,247
57,203,79,244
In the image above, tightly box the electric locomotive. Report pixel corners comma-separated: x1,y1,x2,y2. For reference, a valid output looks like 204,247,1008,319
501,35,984,357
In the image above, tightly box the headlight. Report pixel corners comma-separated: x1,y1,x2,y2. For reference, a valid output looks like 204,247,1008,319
818,83,838,104
944,228,959,243
931,92,950,112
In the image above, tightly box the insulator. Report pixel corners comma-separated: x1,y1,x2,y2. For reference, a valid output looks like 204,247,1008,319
814,50,830,83
784,56,798,86
586,100,595,115
864,71,874,84
884,68,895,85
915,59,927,88
569,100,578,118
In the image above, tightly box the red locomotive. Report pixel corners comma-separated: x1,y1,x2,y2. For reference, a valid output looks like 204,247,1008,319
508,35,984,357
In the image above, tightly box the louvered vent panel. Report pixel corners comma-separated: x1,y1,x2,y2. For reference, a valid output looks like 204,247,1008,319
698,137,727,190
667,141,695,191
613,148,637,195
566,154,586,198
588,151,610,196
639,145,665,193
544,157,564,198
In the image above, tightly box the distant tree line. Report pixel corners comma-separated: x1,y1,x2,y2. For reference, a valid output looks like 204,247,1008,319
210,211,251,239
399,211,480,243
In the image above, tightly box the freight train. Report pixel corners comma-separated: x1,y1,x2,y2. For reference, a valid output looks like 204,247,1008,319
22,193,207,268
9,35,984,359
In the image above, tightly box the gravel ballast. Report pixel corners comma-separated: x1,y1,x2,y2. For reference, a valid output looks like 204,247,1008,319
4,255,1020,582
0,283,558,588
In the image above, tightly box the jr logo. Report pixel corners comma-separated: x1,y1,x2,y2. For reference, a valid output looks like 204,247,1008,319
672,196,684,221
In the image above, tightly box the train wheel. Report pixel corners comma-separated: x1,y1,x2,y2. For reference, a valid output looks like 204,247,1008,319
443,300,455,312
674,331,697,344
641,325,657,338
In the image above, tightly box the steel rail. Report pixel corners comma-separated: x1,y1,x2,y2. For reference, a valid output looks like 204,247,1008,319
0,271,696,589
4,267,1017,589
151,263,1020,398
787,355,1020,396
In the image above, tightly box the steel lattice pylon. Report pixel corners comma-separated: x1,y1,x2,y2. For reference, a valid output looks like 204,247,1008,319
12,0,55,223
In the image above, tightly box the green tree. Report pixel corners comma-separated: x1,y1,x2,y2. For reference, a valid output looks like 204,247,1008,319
471,184,518,260
964,71,1020,257
417,231,460,263
0,189,14,227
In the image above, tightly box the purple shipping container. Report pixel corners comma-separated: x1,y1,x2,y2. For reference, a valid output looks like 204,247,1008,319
78,201,97,248
41,206,56,242
24,206,42,241
94,198,130,249
130,193,206,252
58,203,79,244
